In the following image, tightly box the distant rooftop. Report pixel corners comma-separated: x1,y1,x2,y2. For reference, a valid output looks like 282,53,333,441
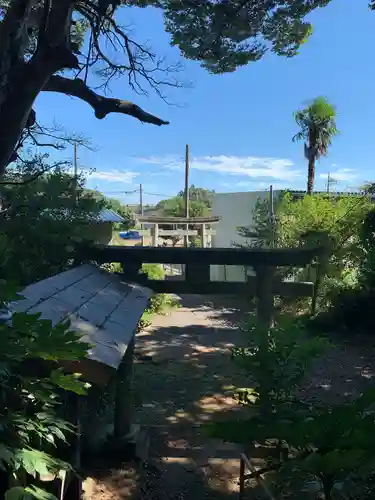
42,208,124,223
97,208,124,223
288,190,375,200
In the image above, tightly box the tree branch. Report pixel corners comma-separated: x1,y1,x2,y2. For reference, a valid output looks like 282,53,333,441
0,160,69,185
43,75,169,126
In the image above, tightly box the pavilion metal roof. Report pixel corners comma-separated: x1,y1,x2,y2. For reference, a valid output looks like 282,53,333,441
41,208,124,223
97,208,124,223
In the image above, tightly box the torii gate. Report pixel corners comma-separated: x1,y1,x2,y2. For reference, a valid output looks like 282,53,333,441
137,215,220,247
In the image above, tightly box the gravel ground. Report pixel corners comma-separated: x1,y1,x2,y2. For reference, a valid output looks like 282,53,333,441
84,295,375,500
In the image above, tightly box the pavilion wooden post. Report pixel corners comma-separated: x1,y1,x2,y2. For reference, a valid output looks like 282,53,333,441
200,223,207,248
152,223,159,247
64,393,82,500
114,336,135,440
184,144,190,248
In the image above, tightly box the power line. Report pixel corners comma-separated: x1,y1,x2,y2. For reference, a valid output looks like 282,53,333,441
100,189,140,195
143,191,172,197
97,188,174,198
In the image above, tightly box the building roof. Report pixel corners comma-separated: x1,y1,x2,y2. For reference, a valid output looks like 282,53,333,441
41,208,124,223
286,190,375,202
13,264,151,386
97,208,124,223
289,190,368,197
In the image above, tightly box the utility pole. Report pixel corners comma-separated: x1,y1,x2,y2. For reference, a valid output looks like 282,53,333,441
184,144,190,247
326,172,338,194
269,185,276,248
73,142,78,205
139,183,144,216
139,183,144,246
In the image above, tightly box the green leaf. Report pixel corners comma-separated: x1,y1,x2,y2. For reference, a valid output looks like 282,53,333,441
49,369,90,395
50,426,67,442
5,487,28,500
24,486,59,500
12,449,68,479
236,387,258,404
0,444,14,470
45,434,55,446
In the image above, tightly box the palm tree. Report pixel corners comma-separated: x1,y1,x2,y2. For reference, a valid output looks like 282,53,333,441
293,97,339,195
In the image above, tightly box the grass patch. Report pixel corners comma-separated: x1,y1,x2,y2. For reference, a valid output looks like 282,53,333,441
137,294,180,332
138,264,181,330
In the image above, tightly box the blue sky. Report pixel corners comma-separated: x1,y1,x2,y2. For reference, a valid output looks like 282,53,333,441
35,0,375,205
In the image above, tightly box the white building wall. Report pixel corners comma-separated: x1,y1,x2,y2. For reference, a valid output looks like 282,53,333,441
210,190,281,282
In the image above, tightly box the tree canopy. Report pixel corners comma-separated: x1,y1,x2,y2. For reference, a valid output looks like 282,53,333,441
157,185,214,218
0,0,339,175
177,185,214,207
0,159,136,283
0,161,105,284
83,188,136,228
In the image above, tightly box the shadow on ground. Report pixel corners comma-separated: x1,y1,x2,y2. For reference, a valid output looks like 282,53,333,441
84,294,375,499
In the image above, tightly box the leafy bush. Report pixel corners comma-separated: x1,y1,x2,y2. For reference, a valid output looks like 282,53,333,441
140,263,165,281
140,264,180,315
277,193,371,282
238,192,373,313
275,387,375,499
208,317,328,445
0,280,90,500
136,311,153,333
0,162,104,286
324,207,375,332
148,293,180,315
208,317,375,499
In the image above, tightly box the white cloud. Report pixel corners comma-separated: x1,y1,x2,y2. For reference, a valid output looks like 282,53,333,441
220,180,267,189
319,168,357,182
85,169,139,183
139,154,301,181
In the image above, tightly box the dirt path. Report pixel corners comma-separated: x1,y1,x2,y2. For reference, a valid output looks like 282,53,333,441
132,295,375,499
86,294,375,500
132,295,250,500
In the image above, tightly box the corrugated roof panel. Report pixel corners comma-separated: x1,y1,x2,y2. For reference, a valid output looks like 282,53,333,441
96,209,124,223
41,208,124,223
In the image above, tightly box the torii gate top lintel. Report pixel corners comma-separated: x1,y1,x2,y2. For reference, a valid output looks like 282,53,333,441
137,215,220,224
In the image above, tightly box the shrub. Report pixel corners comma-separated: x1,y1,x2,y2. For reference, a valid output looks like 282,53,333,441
140,264,180,314
238,192,374,313
323,207,375,332
207,316,375,499
0,280,90,499
0,163,104,286
140,263,165,281
148,293,180,315
208,316,328,445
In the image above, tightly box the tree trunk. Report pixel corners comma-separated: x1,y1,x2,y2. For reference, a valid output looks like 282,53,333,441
0,0,77,176
0,52,76,174
307,156,315,195
0,0,168,176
